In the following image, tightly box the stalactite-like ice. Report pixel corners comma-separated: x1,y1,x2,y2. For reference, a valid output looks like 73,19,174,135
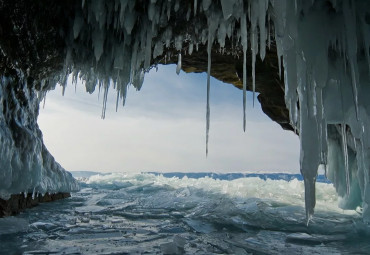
2,0,370,223
60,0,370,222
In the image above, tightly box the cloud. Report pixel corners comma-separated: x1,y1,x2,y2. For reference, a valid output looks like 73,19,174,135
38,65,300,173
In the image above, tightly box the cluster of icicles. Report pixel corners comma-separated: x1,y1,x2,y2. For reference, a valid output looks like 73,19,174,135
51,0,370,222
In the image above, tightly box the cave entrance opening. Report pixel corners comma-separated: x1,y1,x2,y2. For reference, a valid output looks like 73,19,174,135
38,64,299,174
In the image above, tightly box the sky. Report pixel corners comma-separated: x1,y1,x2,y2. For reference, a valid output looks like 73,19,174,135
38,65,300,173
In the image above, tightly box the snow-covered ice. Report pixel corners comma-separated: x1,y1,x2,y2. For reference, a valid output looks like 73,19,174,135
1,172,368,254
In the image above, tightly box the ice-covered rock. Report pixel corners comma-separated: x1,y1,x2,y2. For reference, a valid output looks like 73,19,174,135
0,76,79,200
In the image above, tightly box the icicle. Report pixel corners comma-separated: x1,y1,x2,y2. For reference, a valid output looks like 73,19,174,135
176,53,182,75
144,26,153,69
194,0,197,16
343,0,359,120
116,91,119,112
251,33,256,107
62,84,66,96
43,93,46,109
258,0,267,61
167,1,171,20
241,12,248,132
121,83,128,107
116,70,120,112
101,82,109,119
206,31,212,157
341,124,350,196
220,0,235,20
130,41,138,84
250,1,258,107
188,43,194,55
174,0,180,12
349,61,359,120
186,4,191,21
32,187,36,200
202,0,211,12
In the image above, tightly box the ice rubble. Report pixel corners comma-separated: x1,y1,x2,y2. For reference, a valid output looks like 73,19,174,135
2,0,368,221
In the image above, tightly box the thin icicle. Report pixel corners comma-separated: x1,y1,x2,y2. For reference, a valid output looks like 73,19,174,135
241,12,248,132
341,124,350,196
42,93,46,109
101,82,109,119
250,1,258,107
176,53,182,75
144,26,153,69
116,70,120,112
62,84,66,96
194,0,197,16
251,33,256,107
32,187,36,200
349,61,359,120
206,31,212,157
116,91,119,112
122,84,128,107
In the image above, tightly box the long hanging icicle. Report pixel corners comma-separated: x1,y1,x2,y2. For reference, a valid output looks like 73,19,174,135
101,82,109,119
116,70,120,112
206,30,212,156
341,124,351,196
241,12,248,132
42,92,47,109
116,91,120,112
343,0,360,120
250,0,258,107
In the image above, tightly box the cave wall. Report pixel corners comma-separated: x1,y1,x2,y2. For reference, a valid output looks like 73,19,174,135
0,0,79,199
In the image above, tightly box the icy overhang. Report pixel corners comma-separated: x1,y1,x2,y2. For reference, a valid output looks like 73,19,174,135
1,0,370,223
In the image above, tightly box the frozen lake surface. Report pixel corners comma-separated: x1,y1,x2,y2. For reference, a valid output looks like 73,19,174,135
1,172,369,254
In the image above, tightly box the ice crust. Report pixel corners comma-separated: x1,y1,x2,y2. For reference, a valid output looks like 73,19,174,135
2,0,370,221
0,77,79,200
5,173,366,254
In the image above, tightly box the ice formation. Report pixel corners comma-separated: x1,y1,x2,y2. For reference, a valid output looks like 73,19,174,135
1,0,370,223
0,76,79,200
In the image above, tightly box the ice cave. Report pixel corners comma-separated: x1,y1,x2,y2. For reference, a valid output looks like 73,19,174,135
0,0,370,224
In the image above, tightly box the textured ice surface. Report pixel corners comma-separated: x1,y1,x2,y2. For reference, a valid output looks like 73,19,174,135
0,77,79,199
1,173,368,254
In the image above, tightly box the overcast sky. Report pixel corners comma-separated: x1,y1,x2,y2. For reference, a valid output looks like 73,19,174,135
38,65,300,173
